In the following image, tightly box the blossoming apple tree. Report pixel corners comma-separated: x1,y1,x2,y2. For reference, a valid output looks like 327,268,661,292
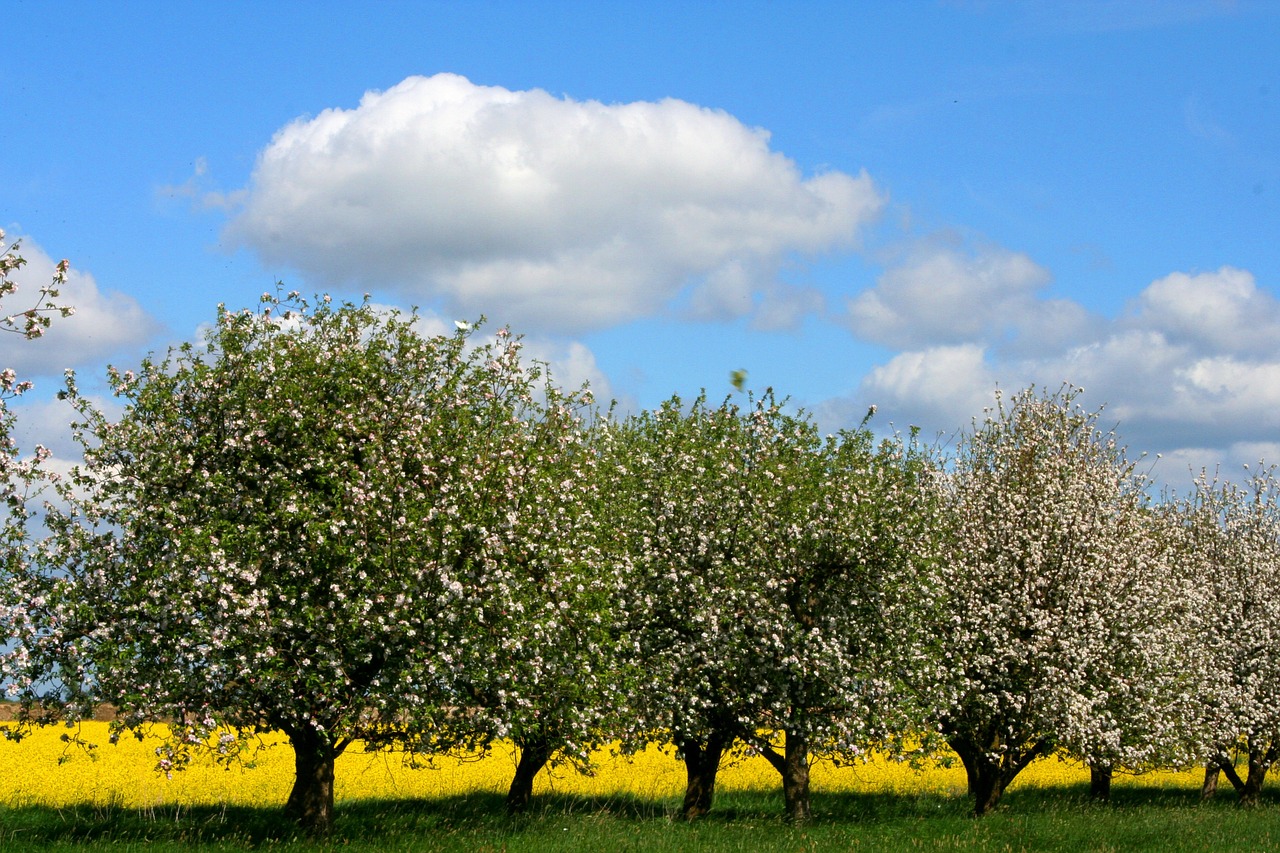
605,392,932,822
1,230,73,722
1177,466,1280,806
1,292,593,833
396,371,627,815
908,386,1193,815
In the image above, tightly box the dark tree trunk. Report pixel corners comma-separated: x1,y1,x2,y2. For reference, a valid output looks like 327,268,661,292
745,729,813,823
948,733,1049,817
1240,750,1270,808
1089,763,1112,802
957,744,980,796
677,729,732,820
507,734,555,814
954,744,1006,817
283,727,340,835
1211,740,1277,807
1214,752,1247,793
1202,762,1221,801
781,730,812,824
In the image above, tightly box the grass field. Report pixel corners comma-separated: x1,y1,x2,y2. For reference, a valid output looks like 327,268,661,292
3,722,1277,851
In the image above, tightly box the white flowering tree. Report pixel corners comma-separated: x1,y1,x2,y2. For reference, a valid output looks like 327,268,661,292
909,386,1185,815
1064,499,1207,801
1,293,579,834
606,392,930,822
0,230,73,718
1177,467,1280,807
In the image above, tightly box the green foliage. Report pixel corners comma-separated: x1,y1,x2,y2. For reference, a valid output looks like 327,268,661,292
5,291,616,831
603,389,936,803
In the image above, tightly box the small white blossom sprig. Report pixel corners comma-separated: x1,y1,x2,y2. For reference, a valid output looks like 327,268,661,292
0,232,75,742
0,229,75,342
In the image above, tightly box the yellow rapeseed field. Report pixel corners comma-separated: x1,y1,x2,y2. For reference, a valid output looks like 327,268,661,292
0,723,1204,808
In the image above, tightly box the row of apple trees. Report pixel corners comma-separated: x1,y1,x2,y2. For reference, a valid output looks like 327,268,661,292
2,291,1279,834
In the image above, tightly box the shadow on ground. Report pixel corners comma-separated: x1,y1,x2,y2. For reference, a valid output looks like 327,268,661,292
1,784,1276,851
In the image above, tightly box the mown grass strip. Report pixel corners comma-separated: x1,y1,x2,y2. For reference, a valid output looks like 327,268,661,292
3,787,1280,852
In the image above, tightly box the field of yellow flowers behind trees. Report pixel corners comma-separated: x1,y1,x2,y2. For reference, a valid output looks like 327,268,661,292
1,722,1206,809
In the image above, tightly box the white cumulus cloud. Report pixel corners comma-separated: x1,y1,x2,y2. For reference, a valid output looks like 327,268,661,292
827,255,1280,492
225,73,883,334
1128,266,1280,354
856,343,999,435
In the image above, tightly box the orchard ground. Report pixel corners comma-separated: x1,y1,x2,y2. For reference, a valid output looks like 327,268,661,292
7,720,1277,851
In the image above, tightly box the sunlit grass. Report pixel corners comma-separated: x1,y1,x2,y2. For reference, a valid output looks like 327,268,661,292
1,722,1205,809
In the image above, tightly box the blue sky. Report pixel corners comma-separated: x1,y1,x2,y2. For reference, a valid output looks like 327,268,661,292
3,0,1278,490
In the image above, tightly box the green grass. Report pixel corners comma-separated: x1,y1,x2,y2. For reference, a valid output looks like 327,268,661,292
2,785,1279,852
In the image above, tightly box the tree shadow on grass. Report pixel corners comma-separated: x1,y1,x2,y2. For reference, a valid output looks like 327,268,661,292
0,791,673,848
2,784,1277,850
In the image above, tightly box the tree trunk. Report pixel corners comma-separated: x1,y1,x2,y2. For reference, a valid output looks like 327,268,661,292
948,734,1048,817
507,734,555,814
781,730,811,824
1239,750,1270,808
1202,762,1220,801
1090,763,1112,802
677,729,732,820
956,743,980,796
1211,740,1276,807
954,745,1006,817
283,727,339,835
742,728,813,822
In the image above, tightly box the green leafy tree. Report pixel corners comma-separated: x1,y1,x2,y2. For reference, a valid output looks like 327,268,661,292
605,392,930,822
398,372,627,814
2,292,580,834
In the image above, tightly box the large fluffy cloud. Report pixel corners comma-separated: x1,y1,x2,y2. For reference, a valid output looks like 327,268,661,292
0,237,159,378
225,73,883,333
835,247,1280,489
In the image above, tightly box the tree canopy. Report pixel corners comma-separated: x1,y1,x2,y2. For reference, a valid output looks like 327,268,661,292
3,293,599,832
604,392,933,821
904,386,1194,815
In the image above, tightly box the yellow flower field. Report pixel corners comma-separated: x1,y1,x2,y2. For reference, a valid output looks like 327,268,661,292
0,723,1205,809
